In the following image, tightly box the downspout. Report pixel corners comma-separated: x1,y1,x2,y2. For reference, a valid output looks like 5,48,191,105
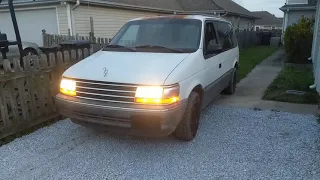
69,0,80,36
72,0,80,10
221,12,228,17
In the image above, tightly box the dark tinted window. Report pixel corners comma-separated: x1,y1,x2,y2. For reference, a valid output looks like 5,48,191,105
204,22,219,56
109,19,202,53
216,22,233,50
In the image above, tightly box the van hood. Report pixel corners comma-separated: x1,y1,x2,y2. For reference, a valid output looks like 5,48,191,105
63,51,189,85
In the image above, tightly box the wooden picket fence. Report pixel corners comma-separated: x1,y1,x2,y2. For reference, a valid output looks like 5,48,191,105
42,30,111,48
0,48,91,140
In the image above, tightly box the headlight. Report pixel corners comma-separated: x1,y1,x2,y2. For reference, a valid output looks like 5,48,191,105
135,85,179,105
60,78,76,96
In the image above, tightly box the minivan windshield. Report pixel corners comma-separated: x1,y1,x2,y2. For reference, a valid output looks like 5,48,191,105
106,18,202,53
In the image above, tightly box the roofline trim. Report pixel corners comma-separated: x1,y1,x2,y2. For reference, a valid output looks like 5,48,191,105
280,5,317,11
78,0,184,13
0,0,59,9
0,0,261,19
226,12,260,19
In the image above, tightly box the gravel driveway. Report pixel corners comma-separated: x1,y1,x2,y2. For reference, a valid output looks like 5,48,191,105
1,106,319,180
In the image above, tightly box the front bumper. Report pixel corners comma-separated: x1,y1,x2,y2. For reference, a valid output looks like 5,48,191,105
56,94,188,136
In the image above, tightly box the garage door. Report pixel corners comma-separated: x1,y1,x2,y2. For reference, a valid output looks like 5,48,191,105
0,8,58,46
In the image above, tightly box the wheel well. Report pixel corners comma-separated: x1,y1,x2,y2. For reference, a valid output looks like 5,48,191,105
192,85,204,103
23,48,38,55
234,62,239,68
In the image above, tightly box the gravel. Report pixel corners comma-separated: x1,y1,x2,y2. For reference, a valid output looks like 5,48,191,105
0,106,320,180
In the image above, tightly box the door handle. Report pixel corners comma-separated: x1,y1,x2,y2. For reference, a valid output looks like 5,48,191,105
219,64,222,68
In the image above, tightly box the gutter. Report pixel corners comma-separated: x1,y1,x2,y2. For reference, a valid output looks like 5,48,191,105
221,12,228,17
280,6,317,12
74,0,183,14
0,0,59,9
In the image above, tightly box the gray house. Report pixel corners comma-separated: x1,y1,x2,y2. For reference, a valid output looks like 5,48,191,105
252,11,283,31
280,0,317,33
0,0,258,46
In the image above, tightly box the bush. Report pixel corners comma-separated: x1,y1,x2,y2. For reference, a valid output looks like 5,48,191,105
284,16,314,64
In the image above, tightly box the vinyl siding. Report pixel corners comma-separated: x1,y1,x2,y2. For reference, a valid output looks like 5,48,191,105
57,5,69,35
224,15,254,30
72,5,164,38
287,10,316,27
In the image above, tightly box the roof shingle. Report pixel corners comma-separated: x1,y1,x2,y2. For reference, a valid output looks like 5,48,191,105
1,0,258,19
105,0,184,11
175,0,221,11
252,11,283,26
211,0,255,18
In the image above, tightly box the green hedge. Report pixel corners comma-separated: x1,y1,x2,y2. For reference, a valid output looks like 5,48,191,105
284,17,314,64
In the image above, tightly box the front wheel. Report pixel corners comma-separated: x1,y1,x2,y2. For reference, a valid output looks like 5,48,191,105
224,68,237,95
22,48,38,57
173,92,201,141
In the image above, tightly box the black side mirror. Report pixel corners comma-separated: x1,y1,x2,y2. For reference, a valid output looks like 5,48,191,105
206,43,222,54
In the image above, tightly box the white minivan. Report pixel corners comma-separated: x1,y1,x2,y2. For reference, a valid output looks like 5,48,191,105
56,15,239,141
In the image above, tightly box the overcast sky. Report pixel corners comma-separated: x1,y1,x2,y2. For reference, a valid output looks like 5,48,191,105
236,0,286,17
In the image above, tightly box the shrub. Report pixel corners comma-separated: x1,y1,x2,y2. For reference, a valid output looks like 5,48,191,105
284,16,314,64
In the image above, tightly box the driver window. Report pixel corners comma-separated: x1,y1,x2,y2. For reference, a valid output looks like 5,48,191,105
204,22,218,55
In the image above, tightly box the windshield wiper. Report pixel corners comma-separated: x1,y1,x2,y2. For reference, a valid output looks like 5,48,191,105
103,44,136,52
134,45,184,53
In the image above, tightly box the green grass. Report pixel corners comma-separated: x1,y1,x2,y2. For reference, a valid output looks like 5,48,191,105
237,46,278,82
263,66,319,104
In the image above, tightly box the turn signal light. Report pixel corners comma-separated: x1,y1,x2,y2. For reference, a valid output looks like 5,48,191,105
135,96,179,105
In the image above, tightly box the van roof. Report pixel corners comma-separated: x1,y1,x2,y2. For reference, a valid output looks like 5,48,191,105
130,14,231,24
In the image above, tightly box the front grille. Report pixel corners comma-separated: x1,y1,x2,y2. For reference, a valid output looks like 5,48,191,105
74,79,137,103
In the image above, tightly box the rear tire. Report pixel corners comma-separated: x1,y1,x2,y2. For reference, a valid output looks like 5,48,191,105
224,68,237,95
22,48,37,57
174,92,201,141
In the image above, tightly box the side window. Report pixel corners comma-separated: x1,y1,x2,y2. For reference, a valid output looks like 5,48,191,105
230,25,238,48
216,22,233,51
204,22,219,56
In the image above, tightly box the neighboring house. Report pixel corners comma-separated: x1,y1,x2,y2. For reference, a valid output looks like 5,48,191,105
0,0,258,46
280,0,317,33
252,11,283,31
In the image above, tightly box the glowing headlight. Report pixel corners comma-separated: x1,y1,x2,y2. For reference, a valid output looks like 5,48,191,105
60,78,76,96
135,85,179,105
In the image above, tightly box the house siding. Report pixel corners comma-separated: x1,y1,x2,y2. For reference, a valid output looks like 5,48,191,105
57,5,69,35
224,15,254,30
286,10,316,27
72,5,164,38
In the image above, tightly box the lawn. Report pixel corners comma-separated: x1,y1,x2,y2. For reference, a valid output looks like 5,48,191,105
237,46,278,82
263,66,319,104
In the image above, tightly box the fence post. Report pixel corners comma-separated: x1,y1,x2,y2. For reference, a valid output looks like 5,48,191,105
90,17,95,43
42,29,47,47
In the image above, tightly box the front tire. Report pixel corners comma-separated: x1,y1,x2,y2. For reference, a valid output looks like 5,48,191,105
174,92,201,141
22,48,38,57
224,68,237,95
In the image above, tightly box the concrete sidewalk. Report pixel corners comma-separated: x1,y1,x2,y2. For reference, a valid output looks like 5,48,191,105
215,49,320,115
